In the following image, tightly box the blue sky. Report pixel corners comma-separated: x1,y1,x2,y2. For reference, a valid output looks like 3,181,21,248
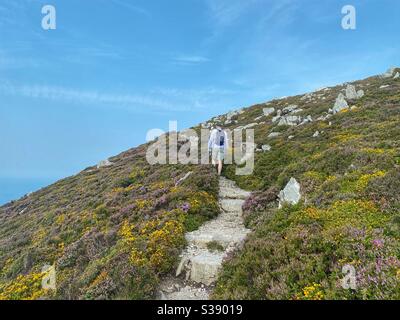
0,0,399,204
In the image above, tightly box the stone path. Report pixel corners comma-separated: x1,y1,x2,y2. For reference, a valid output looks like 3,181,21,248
158,177,251,300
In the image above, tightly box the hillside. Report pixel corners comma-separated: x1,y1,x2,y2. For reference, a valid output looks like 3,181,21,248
1,67,400,300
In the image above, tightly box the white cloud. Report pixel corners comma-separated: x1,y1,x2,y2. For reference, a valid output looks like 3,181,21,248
205,0,260,26
173,55,210,65
0,82,240,113
109,0,150,17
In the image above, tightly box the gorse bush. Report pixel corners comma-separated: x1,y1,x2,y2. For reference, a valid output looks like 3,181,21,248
0,144,219,299
213,69,400,300
1,69,400,300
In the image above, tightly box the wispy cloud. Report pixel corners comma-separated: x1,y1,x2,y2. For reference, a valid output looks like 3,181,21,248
172,55,210,65
205,0,260,27
109,0,150,17
0,81,239,113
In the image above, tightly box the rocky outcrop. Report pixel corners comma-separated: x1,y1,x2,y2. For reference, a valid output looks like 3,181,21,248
263,107,275,117
278,115,301,126
159,177,250,300
332,93,349,114
278,178,301,207
380,67,396,79
345,84,364,100
97,159,113,169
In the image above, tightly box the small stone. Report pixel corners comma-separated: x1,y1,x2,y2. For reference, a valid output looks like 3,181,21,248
268,132,281,138
313,131,320,138
261,145,272,152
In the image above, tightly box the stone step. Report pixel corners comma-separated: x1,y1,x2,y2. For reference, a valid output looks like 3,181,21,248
188,251,224,286
219,187,250,200
220,199,245,212
185,228,248,249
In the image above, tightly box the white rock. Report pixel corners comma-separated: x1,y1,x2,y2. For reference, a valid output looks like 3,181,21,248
288,135,295,140
175,171,193,186
282,105,298,114
279,178,301,207
380,67,396,79
313,131,320,138
272,115,281,123
291,109,304,114
357,90,365,98
300,115,313,125
263,107,275,117
394,72,400,79
242,123,258,130
261,145,271,152
345,84,364,100
278,115,301,126
333,93,349,114
97,159,113,169
268,132,281,138
380,85,390,89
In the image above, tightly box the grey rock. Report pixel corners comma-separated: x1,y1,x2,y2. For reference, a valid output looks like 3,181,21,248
263,107,275,117
333,93,349,114
97,159,113,169
380,67,396,79
175,172,193,186
279,178,301,207
242,123,258,130
300,115,313,125
261,145,271,152
268,132,281,138
282,105,298,115
278,115,301,126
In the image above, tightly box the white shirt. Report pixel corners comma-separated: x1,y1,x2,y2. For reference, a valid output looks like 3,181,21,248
208,129,228,151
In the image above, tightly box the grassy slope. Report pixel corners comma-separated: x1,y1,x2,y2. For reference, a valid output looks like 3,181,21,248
0,143,219,299
212,70,400,299
1,69,399,300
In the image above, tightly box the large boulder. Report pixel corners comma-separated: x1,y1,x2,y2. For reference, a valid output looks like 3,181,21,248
282,105,298,115
279,178,301,207
97,159,113,169
263,107,275,117
332,93,349,113
345,84,364,100
278,115,301,126
380,67,396,79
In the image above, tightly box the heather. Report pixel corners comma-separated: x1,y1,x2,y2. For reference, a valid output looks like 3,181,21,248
0,144,219,300
213,70,400,299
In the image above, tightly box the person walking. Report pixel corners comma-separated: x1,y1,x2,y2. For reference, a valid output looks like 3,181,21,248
208,126,228,176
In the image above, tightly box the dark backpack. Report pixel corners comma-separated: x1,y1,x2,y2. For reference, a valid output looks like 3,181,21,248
215,130,225,147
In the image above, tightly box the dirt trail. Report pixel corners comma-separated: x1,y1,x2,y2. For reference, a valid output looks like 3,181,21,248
159,177,250,300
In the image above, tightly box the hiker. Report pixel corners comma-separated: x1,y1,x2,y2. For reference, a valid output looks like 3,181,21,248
208,126,228,176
